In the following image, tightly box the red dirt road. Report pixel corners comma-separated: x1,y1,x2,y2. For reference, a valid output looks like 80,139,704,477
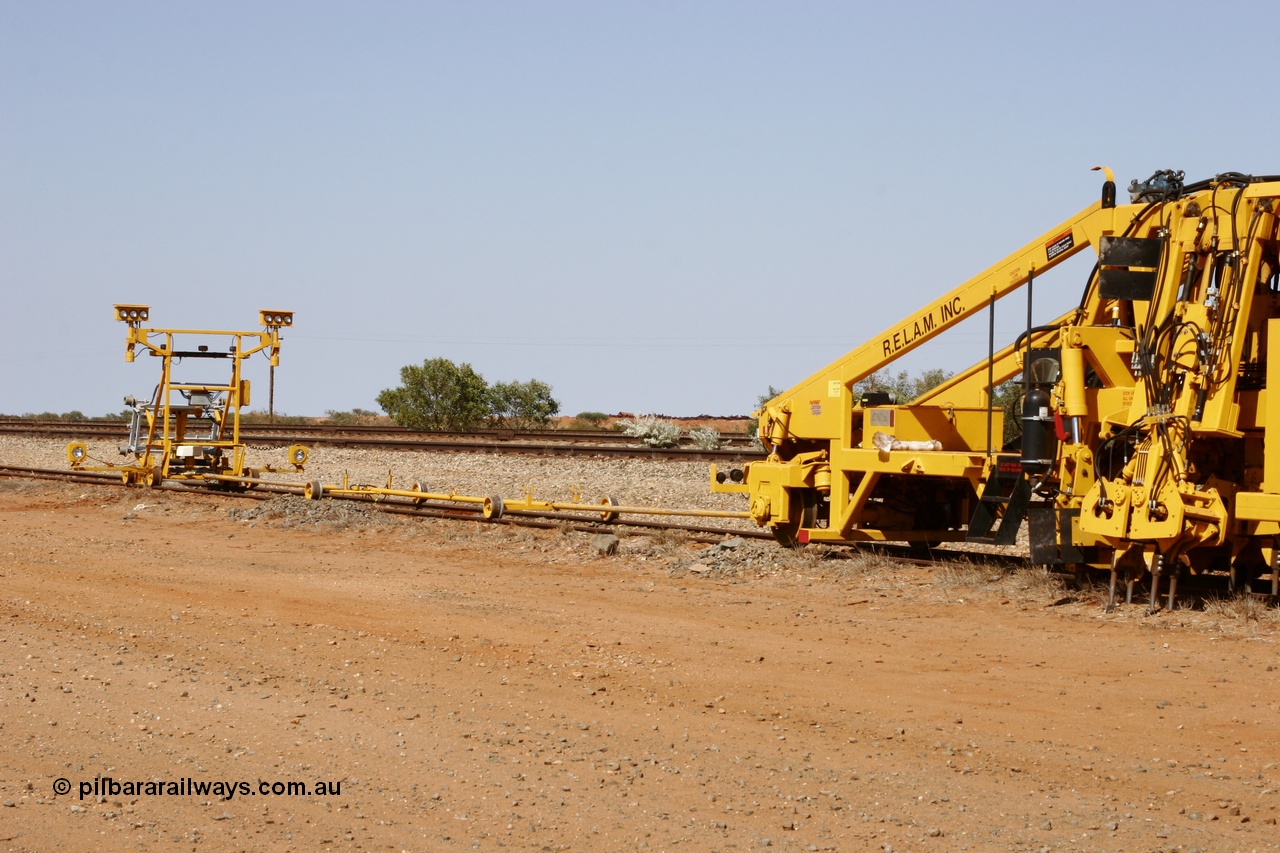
2,479,1278,852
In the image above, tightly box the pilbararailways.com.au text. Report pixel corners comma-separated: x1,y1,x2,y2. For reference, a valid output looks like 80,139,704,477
60,776,343,801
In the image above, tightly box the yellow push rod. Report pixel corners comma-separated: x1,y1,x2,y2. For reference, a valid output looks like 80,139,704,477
505,500,750,519
326,486,489,505
297,482,751,520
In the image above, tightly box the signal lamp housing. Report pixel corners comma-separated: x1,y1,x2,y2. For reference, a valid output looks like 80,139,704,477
66,442,88,466
287,444,309,468
114,304,150,323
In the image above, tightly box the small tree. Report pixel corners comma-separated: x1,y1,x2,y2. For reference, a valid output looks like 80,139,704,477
489,379,560,430
377,358,491,431
852,369,910,402
755,385,784,410
993,378,1024,447
908,368,953,399
853,368,953,403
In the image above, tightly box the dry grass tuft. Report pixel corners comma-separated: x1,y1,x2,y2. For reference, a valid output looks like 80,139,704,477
933,561,1081,604
1005,567,1076,601
639,528,692,559
814,548,898,577
650,528,691,549
934,559,1001,589
1202,593,1280,625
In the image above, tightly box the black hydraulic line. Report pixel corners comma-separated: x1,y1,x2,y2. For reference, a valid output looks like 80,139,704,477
1074,263,1102,317
1193,387,1207,421
1179,173,1280,195
1140,211,1175,339
1012,324,1062,353
1024,269,1035,398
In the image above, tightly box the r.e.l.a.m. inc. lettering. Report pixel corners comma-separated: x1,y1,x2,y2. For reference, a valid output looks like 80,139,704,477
879,297,964,357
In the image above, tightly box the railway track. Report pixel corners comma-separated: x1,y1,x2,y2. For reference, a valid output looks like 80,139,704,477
0,463,774,545
7,464,1258,606
0,463,1006,572
0,419,764,461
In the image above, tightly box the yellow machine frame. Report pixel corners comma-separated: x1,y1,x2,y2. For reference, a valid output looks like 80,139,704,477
68,306,306,487
721,168,1280,606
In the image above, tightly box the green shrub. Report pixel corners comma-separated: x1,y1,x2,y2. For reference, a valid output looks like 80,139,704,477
489,379,560,429
687,426,721,450
617,415,682,448
377,358,492,431
377,358,561,433
325,408,382,426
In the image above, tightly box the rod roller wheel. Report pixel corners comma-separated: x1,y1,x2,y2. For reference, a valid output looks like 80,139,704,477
600,495,620,523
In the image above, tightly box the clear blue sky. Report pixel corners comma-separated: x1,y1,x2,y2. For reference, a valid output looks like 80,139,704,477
4,1,1278,419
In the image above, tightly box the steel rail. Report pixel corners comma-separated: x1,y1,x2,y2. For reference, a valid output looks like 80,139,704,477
0,422,763,461
0,418,759,448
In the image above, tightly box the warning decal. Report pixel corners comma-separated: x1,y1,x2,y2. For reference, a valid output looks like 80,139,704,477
1045,230,1075,261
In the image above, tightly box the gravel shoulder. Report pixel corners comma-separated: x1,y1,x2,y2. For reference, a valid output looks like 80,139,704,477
2,435,754,524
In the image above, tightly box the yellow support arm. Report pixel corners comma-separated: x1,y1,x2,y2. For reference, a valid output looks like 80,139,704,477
761,195,1125,441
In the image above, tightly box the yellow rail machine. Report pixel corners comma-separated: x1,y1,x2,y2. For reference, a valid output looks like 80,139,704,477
718,168,1280,609
67,306,307,487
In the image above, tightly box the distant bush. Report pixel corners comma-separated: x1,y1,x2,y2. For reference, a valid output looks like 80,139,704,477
687,426,721,450
574,411,610,427
617,415,682,448
324,408,383,426
241,411,311,425
0,410,132,421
